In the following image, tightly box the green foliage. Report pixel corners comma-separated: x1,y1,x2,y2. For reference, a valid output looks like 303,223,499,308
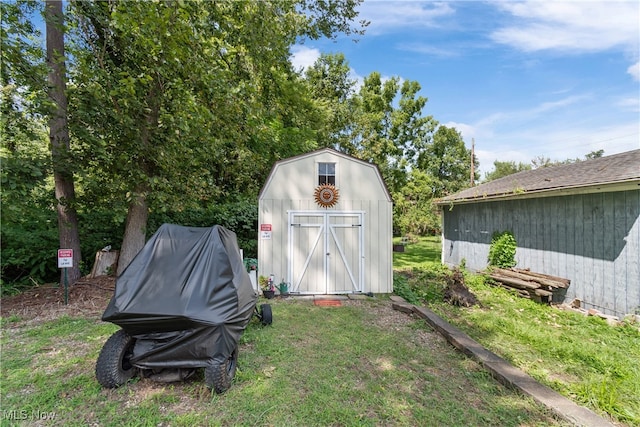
1,211,59,292
2,0,486,288
392,238,472,305
77,209,126,256
0,1,48,110
243,258,258,272
0,95,59,290
416,265,450,303
397,261,640,424
531,150,606,169
392,273,420,304
304,53,357,150
347,74,437,193
488,231,517,268
430,279,640,426
417,125,475,197
392,170,441,236
148,196,258,258
483,160,531,182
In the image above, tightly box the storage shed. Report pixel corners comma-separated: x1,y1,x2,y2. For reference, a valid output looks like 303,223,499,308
258,148,393,295
436,149,640,318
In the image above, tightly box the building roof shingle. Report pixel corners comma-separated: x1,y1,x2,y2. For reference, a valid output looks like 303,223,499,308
437,149,640,204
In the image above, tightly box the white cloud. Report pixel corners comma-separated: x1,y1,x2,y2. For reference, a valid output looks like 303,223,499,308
357,1,455,34
442,121,480,142
444,106,640,175
527,95,590,116
491,1,639,54
396,42,458,58
616,95,640,112
628,61,640,81
290,46,321,72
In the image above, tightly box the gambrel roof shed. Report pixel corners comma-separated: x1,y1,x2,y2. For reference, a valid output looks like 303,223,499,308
436,149,640,317
258,148,393,295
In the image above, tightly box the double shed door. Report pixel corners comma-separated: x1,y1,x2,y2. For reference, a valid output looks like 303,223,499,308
288,211,364,294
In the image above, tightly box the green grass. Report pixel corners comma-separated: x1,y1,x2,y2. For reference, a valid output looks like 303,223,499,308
393,235,442,269
396,236,640,426
0,301,564,426
2,235,635,425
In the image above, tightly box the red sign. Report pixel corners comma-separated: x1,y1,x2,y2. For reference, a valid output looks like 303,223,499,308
260,224,272,231
58,249,73,268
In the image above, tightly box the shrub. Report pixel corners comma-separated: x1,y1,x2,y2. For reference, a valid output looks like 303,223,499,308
393,273,420,304
488,231,517,268
394,265,450,305
149,197,258,257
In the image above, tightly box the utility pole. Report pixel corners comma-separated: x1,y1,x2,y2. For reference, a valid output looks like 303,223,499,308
470,138,475,187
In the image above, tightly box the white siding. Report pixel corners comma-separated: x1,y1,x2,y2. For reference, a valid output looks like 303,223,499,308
258,149,393,294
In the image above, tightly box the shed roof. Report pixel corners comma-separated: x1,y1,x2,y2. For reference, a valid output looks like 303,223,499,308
259,147,392,201
436,149,640,205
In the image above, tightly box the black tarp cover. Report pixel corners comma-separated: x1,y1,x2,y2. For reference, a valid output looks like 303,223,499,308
102,224,257,368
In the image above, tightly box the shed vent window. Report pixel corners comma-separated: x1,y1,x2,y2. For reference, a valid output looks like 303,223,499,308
318,162,336,185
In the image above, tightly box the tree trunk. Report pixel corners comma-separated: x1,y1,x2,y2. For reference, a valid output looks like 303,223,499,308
116,79,161,275
46,1,82,285
116,190,149,275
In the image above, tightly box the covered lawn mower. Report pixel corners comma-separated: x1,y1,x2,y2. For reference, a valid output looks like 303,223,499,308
96,224,272,393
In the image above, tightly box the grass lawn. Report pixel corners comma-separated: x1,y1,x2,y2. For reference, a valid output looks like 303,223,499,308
395,236,640,427
1,299,565,426
393,235,442,269
1,235,636,425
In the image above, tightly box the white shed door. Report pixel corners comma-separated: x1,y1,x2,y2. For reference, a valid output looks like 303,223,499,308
288,211,364,294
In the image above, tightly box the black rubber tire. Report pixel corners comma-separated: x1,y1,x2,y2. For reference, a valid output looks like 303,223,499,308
260,304,273,325
205,345,238,394
95,329,138,388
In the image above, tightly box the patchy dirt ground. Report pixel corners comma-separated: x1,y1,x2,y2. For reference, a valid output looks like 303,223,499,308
2,278,574,427
1,277,422,334
1,276,116,323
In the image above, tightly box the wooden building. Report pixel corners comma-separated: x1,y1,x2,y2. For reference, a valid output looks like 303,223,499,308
436,149,640,317
258,148,393,295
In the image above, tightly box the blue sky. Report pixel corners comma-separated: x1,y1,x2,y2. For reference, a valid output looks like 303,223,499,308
291,0,640,176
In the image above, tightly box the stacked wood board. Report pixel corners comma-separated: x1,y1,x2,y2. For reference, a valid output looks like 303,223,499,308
487,268,570,303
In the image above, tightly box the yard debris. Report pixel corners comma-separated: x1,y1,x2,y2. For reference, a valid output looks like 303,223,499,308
443,268,479,307
314,299,342,307
555,303,621,326
89,250,119,278
487,268,570,303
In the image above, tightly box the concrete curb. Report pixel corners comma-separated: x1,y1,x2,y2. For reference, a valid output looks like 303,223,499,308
391,300,616,427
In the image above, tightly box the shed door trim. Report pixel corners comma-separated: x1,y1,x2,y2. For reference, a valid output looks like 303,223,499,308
288,210,364,294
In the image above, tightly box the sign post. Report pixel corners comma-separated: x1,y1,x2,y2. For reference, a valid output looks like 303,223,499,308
57,249,73,305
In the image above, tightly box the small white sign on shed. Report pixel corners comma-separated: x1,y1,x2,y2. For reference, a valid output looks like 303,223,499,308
260,224,272,240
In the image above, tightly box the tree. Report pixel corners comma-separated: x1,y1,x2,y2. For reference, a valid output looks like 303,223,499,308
417,125,475,197
1,1,82,285
531,150,606,169
484,160,531,182
66,1,366,273
393,170,441,236
46,0,82,283
304,53,357,150
332,72,436,193
585,149,604,159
